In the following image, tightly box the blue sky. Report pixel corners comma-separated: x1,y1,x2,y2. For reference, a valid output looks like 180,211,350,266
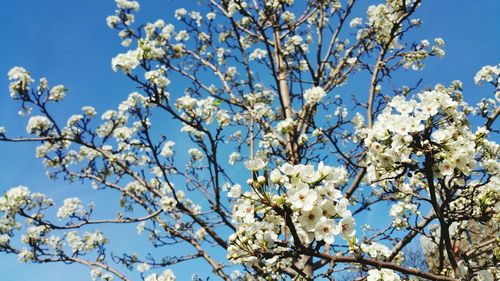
0,1,499,280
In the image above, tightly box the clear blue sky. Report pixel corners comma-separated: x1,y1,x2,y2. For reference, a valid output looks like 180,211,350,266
0,1,499,280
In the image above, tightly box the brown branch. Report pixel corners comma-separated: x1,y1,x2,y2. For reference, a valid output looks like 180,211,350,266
312,252,458,281
66,257,131,281
485,106,499,130
389,210,436,261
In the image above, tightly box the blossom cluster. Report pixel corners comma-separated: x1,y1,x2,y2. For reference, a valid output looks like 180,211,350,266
26,116,53,136
175,94,233,138
144,269,176,281
227,161,353,274
365,1,406,49
474,64,500,86
7,66,33,98
367,268,400,281
7,66,68,116
474,64,500,102
111,49,141,73
57,197,85,218
365,84,469,181
0,186,108,264
401,38,445,71
303,86,326,105
363,82,499,227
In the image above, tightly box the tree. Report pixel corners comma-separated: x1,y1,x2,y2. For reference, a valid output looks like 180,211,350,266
0,0,498,280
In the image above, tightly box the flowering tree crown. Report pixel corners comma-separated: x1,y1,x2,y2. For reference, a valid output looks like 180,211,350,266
1,0,499,280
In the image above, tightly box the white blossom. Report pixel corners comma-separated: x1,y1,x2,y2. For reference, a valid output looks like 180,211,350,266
227,184,242,198
249,48,267,61
26,116,53,135
137,263,151,273
244,158,266,171
160,196,176,211
474,64,500,85
174,8,187,20
367,268,400,281
160,141,175,157
349,17,363,28
57,197,84,218
303,86,326,105
314,217,339,244
111,50,141,73
228,152,241,165
116,0,139,11
289,187,318,211
188,148,204,161
144,270,175,281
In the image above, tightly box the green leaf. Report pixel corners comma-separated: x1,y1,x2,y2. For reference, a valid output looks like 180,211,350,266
214,99,223,107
